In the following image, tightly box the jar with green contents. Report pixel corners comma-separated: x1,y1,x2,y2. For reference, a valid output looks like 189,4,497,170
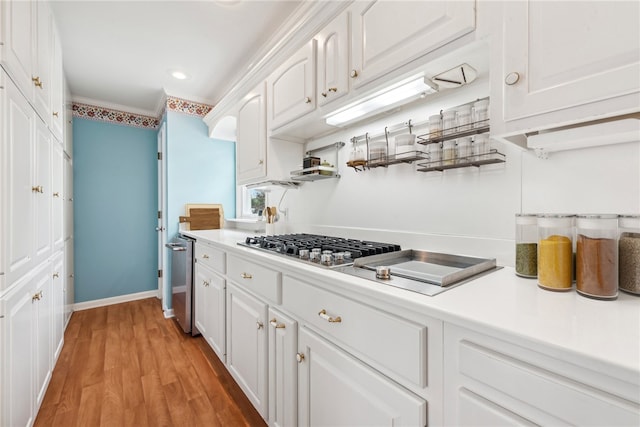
576,214,618,299
515,214,538,278
538,214,574,291
619,214,640,295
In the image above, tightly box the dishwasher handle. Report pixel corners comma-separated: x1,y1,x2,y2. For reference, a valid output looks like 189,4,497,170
165,242,187,251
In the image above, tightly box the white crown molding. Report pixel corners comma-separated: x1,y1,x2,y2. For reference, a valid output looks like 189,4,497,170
203,0,353,133
72,95,158,118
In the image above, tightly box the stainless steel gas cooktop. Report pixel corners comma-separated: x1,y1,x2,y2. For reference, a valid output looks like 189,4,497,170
238,234,499,296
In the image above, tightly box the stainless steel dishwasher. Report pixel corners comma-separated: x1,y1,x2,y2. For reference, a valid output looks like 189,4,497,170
166,235,198,335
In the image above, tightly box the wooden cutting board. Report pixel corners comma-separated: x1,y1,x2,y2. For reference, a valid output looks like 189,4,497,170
179,203,224,230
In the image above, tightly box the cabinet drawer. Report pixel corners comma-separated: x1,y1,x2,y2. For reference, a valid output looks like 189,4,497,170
282,275,428,388
227,254,281,304
195,242,225,274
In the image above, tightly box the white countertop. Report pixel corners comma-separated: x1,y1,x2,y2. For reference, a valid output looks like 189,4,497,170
183,229,640,377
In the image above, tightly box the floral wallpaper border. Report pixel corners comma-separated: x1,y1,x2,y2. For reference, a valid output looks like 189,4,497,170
72,103,160,129
73,96,214,129
166,96,213,117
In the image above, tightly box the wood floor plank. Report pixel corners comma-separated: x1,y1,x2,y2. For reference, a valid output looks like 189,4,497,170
34,298,266,427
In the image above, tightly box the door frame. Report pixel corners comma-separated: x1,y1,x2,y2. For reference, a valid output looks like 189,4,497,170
157,122,168,311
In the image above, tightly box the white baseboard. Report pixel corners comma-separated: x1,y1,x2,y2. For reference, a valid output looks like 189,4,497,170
73,290,159,311
163,309,174,319
172,285,186,293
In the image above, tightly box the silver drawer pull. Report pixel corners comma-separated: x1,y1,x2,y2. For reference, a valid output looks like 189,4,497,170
202,254,210,259
318,309,342,323
202,280,210,287
269,319,285,329
241,272,253,279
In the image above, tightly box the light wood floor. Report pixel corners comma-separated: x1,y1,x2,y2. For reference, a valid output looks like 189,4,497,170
34,297,266,427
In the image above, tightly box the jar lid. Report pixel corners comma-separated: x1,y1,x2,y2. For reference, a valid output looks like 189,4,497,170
575,214,618,219
538,214,575,218
516,213,537,225
619,214,640,218
537,214,574,228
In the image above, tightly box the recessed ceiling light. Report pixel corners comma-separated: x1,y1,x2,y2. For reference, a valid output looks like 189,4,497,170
171,71,189,80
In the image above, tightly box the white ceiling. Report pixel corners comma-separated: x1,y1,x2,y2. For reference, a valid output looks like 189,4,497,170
50,0,301,116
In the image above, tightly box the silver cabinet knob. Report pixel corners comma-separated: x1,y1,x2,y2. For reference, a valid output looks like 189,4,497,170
350,69,358,78
505,72,520,85
304,97,311,104
256,321,264,329
296,353,305,363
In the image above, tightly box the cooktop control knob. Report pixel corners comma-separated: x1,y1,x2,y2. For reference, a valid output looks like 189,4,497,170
376,266,391,280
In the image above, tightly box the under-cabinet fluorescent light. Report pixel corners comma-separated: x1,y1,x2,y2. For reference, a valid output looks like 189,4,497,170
325,76,438,127
527,118,640,158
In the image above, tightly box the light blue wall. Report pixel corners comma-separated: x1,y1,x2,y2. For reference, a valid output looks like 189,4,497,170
73,118,158,303
163,111,236,308
166,111,235,240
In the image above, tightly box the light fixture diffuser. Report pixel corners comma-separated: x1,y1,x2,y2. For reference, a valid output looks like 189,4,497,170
325,76,438,127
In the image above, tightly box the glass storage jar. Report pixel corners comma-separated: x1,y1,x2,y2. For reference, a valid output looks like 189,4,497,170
427,143,441,165
428,114,442,140
576,214,618,299
442,139,456,165
538,214,574,291
457,104,472,132
473,134,490,160
368,136,387,164
442,109,457,135
456,137,472,162
515,214,538,278
618,214,640,295
473,99,489,128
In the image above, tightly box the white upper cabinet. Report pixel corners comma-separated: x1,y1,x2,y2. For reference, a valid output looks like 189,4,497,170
51,140,64,251
0,0,35,101
236,82,267,184
316,12,350,108
494,0,640,136
50,24,64,141
350,0,476,90
267,40,317,131
33,0,52,126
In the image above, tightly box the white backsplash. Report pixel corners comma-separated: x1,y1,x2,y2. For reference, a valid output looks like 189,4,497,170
270,84,640,267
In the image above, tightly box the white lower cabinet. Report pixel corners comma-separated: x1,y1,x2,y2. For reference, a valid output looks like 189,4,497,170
226,282,269,419
194,261,226,362
0,260,56,427
51,250,64,361
297,326,427,427
443,323,640,426
268,307,297,427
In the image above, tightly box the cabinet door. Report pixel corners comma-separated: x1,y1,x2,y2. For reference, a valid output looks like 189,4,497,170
63,156,73,241
1,276,35,427
33,118,52,264
51,251,64,361
267,40,317,130
51,141,64,250
194,262,226,362
50,24,64,140
3,73,35,289
350,0,475,90
316,12,350,108
502,1,640,123
444,323,640,426
0,0,35,101
226,283,268,418
236,83,267,184
33,0,52,125
268,307,297,427
63,237,74,326
33,265,52,409
297,327,426,427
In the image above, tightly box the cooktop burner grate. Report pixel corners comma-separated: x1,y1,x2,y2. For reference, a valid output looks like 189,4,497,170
239,233,401,267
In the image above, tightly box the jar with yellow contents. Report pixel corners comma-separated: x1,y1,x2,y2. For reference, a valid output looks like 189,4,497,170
537,214,575,291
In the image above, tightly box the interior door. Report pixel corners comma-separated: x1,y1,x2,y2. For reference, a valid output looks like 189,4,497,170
157,122,167,308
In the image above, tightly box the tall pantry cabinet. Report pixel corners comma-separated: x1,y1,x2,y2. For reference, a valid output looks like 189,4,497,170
0,0,72,425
